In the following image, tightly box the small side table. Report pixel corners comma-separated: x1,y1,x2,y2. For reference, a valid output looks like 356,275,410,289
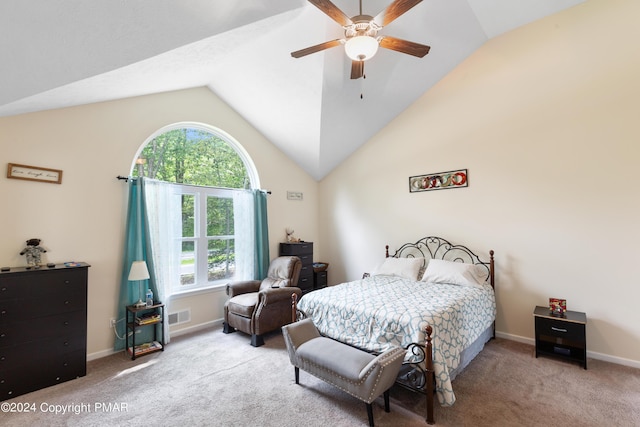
533,305,587,369
313,270,327,290
126,303,165,360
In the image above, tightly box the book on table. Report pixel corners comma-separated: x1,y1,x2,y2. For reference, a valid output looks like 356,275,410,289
135,313,161,325
128,341,163,356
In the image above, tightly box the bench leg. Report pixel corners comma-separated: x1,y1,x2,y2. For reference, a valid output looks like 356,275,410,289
366,403,374,427
295,367,299,384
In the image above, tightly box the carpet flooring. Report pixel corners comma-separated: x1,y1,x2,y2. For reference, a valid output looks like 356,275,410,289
3,325,639,427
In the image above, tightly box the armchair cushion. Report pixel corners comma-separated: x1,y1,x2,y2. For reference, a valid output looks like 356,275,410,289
226,293,259,318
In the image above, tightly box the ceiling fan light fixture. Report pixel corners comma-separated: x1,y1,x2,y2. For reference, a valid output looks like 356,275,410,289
345,35,379,61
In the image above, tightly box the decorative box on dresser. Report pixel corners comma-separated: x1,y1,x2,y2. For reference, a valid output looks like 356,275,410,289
0,263,90,400
279,242,313,294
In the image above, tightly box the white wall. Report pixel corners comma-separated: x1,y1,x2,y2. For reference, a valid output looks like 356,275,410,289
319,0,640,365
0,87,319,358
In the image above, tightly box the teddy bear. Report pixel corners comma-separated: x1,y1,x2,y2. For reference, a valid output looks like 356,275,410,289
285,228,300,243
20,238,47,267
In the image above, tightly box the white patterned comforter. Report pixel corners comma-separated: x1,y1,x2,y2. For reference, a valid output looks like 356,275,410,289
296,275,496,406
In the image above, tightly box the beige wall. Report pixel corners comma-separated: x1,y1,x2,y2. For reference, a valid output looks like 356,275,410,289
319,0,640,366
1,0,637,367
0,87,319,358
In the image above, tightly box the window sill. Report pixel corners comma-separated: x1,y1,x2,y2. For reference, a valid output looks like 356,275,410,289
170,283,227,300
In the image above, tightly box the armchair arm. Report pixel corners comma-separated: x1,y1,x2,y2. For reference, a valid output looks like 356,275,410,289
359,346,406,401
226,280,261,297
259,286,302,306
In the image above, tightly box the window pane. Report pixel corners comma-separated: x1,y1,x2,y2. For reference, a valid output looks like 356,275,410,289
181,194,195,238
207,196,234,237
180,241,195,286
208,239,235,282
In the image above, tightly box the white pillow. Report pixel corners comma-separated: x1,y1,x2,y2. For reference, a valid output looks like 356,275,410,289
420,259,486,287
373,257,424,281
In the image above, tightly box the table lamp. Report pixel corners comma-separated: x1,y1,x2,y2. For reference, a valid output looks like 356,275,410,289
128,260,150,308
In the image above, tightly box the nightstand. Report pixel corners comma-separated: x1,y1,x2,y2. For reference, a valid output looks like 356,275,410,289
126,303,165,360
533,305,587,369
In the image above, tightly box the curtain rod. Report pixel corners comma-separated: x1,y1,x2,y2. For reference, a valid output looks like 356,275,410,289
115,176,270,194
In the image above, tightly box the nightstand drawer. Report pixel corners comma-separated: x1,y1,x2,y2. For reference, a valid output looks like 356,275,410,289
535,317,584,341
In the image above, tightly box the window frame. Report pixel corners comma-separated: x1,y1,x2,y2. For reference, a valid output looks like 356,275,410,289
131,121,260,295
174,183,238,293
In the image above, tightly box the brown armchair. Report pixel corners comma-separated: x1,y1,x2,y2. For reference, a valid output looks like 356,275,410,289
223,256,302,347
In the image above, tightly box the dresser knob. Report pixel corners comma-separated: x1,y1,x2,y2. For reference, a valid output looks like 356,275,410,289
63,341,69,346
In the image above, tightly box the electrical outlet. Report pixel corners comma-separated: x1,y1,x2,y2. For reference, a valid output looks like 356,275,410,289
109,318,116,328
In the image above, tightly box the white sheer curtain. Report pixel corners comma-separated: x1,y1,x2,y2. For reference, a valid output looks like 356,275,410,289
233,190,256,281
143,178,180,345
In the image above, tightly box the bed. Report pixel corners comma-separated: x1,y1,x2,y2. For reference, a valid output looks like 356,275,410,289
294,236,496,424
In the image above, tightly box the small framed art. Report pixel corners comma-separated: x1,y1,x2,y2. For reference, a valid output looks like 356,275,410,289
7,163,63,184
549,298,567,316
409,168,468,192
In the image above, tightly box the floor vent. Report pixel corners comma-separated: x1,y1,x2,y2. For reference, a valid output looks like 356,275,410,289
168,309,191,325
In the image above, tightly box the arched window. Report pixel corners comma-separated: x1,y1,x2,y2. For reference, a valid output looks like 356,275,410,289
131,122,260,292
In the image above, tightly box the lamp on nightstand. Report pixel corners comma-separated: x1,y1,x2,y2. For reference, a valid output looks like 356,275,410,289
128,260,150,308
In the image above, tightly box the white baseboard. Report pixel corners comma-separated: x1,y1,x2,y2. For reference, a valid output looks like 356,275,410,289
91,324,639,369
169,319,222,338
87,319,224,361
496,331,640,369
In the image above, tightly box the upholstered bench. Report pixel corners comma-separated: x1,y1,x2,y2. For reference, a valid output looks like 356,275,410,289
282,318,406,427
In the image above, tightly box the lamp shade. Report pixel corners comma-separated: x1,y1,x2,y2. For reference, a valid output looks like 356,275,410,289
345,36,379,61
128,260,150,281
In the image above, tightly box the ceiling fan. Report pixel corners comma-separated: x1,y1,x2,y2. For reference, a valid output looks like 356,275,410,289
291,0,431,79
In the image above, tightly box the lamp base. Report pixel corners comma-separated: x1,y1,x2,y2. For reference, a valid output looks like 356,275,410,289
134,299,147,308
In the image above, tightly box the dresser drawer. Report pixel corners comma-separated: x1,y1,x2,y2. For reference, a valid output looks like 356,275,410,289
0,268,87,300
0,349,85,400
1,291,86,323
279,242,313,256
0,310,86,347
535,316,584,342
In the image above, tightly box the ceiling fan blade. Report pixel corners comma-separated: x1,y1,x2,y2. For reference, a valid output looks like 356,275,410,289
350,60,364,79
373,0,423,27
308,0,353,27
379,36,430,57
291,39,343,58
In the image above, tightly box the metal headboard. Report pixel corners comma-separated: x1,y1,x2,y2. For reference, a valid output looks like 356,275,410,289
387,236,494,286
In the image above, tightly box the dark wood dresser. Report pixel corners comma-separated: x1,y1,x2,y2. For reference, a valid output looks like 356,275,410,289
0,263,89,400
279,242,313,294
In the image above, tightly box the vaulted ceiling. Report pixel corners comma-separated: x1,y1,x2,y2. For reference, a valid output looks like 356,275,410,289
0,0,585,180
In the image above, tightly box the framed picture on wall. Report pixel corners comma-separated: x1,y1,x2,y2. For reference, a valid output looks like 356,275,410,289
409,169,467,192
7,163,63,184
